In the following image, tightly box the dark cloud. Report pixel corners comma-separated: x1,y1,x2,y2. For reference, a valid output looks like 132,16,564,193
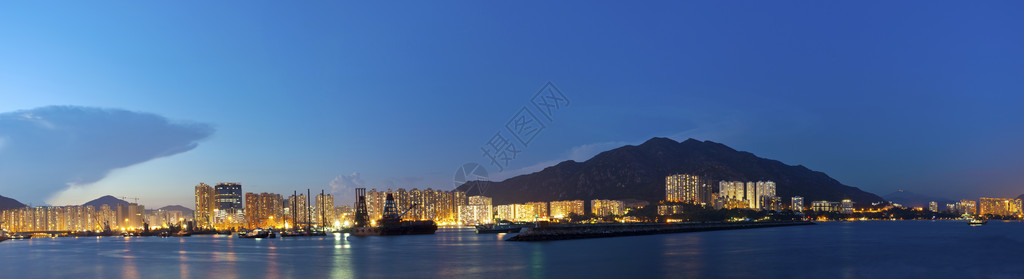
0,106,214,204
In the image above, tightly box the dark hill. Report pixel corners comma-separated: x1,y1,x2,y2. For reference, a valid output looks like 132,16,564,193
456,137,884,206
0,194,27,210
1018,194,1024,200
82,195,130,209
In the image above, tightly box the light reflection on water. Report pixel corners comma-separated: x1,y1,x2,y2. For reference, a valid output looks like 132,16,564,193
3,222,1024,278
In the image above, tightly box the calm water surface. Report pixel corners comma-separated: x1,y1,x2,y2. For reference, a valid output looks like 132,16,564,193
2,221,1023,278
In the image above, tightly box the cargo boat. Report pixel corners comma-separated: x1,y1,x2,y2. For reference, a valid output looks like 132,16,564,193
351,220,437,236
350,189,437,236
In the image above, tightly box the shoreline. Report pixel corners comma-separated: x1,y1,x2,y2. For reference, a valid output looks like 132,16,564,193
506,221,815,241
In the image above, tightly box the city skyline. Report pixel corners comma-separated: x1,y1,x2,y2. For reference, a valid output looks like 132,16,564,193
3,2,1024,209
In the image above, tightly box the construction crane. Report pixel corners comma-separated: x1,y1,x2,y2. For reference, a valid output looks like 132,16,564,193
120,196,139,204
397,204,419,220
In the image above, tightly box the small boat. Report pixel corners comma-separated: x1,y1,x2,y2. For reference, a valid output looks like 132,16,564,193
239,229,272,239
9,234,32,240
969,219,987,226
173,231,192,237
476,222,527,234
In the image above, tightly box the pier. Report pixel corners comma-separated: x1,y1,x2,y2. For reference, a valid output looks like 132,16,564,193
506,221,814,241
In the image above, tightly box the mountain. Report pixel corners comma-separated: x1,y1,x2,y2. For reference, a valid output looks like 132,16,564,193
82,195,130,209
456,137,885,207
883,190,954,208
1018,194,1024,200
0,194,27,210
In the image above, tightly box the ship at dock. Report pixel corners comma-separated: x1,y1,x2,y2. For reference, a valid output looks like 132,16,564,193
351,188,437,236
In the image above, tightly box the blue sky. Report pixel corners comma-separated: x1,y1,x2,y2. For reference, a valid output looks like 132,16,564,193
1,1,1022,207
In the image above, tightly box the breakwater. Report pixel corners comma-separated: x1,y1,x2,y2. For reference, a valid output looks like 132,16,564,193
506,221,814,241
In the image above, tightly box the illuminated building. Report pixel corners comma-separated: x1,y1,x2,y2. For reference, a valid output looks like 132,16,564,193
979,197,1023,217
245,193,260,228
957,200,977,215
459,196,493,225
550,200,584,218
524,202,549,218
288,194,308,228
719,181,745,201
746,182,757,209
812,201,840,212
658,204,683,216
928,201,938,212
591,200,624,216
946,203,956,213
215,183,243,225
495,204,516,221
244,192,284,229
315,193,335,227
764,196,782,211
418,189,437,222
755,181,777,210
408,189,424,220
396,188,409,213
366,189,382,221
841,199,854,214
1,203,150,232
194,183,216,229
791,196,804,212
666,174,712,204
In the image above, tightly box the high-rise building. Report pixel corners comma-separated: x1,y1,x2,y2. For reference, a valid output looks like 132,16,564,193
550,200,584,218
244,193,260,229
928,201,938,212
459,196,493,225
791,196,804,212
754,181,777,210
194,183,216,229
591,200,625,216
288,194,309,228
719,181,746,201
315,193,335,227
524,202,549,218
215,183,243,225
495,204,516,221
978,197,1023,217
957,200,977,215
666,174,711,204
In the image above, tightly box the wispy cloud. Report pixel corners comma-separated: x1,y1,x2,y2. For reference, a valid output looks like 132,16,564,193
0,106,214,204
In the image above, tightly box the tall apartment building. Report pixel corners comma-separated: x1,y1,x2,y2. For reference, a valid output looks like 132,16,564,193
591,199,625,216
957,200,977,215
315,193,335,227
550,200,584,218
459,195,493,225
666,174,712,204
791,196,804,212
194,183,216,229
979,197,1023,217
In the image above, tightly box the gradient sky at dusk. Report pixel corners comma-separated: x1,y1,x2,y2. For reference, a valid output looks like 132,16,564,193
1,1,1022,208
